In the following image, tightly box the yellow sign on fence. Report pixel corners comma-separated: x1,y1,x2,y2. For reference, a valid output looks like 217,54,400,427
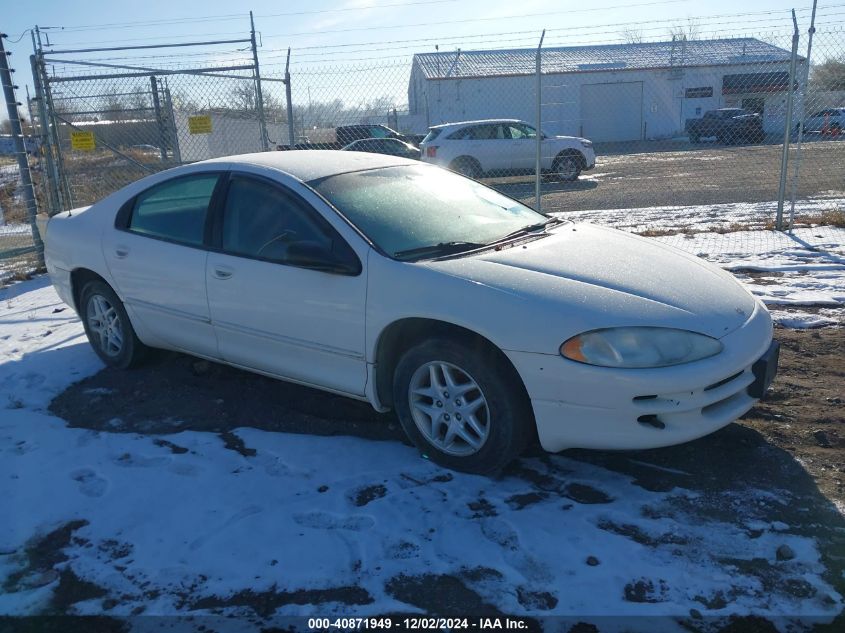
70,131,96,151
188,115,213,135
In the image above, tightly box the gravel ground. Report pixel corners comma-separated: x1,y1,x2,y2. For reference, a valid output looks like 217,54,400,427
488,137,845,213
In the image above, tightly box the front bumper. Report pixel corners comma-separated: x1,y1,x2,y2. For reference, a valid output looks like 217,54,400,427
582,147,596,171
506,301,774,452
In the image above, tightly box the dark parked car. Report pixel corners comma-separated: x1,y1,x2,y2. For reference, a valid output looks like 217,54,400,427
341,138,421,159
335,124,413,146
686,109,765,144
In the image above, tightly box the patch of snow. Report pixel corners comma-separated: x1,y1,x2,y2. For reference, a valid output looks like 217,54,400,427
0,277,842,626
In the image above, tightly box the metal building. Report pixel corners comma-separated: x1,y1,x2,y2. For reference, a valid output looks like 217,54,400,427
407,38,799,141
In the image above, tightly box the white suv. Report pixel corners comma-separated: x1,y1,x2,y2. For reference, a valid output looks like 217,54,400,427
420,119,596,181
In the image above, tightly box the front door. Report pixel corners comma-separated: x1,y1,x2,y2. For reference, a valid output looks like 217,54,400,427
206,173,368,396
103,172,222,358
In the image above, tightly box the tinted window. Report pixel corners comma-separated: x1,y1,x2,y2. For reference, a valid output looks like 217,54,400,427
368,126,390,138
470,124,506,140
423,129,442,143
222,177,333,264
129,174,218,245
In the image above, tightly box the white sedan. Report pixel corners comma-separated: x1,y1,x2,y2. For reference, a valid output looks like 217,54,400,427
43,151,779,474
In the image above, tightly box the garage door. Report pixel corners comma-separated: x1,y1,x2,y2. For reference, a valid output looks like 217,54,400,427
580,82,643,142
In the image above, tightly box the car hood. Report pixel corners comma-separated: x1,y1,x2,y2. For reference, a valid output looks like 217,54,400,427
424,223,757,340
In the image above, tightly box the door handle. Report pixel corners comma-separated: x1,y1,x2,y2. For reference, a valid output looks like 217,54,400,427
212,267,233,280
114,247,129,259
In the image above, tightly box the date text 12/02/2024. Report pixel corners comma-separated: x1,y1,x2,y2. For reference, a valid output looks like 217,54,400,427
307,617,531,630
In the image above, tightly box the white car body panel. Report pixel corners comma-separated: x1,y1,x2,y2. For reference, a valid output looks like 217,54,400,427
43,151,773,453
420,118,597,174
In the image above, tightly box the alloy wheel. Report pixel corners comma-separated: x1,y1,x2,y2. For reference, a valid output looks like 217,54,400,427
408,361,491,456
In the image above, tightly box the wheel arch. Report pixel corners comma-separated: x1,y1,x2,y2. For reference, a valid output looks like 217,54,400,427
70,268,111,314
553,149,587,169
373,317,530,411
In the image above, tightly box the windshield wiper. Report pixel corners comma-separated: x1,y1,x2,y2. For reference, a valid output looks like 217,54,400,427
393,241,486,260
488,216,565,245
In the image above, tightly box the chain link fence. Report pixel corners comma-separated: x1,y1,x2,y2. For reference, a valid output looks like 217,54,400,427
2,11,844,284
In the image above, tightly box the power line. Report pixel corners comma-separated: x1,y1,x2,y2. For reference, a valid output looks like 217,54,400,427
35,0,460,34
259,3,842,53
262,0,698,38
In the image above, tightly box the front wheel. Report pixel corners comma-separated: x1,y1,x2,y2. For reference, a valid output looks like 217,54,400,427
553,154,581,182
80,280,149,369
393,337,533,474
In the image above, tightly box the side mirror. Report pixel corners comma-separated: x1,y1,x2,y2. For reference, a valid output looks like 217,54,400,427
286,241,361,275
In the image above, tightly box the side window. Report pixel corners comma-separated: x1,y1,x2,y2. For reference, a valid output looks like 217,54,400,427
129,174,218,246
508,124,537,139
369,126,390,138
470,125,505,140
221,177,334,264
448,126,473,140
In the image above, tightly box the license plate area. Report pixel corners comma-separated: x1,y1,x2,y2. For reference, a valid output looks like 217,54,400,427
748,340,780,399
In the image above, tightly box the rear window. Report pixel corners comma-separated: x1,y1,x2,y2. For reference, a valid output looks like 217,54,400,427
422,129,442,143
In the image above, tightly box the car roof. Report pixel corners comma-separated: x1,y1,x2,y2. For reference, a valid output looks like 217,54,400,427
430,118,523,130
201,150,418,182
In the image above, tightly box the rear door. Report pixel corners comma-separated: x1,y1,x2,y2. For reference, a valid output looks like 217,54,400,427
468,123,512,172
205,171,368,396
103,171,224,358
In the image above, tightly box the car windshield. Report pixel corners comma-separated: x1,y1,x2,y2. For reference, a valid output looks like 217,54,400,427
311,164,548,260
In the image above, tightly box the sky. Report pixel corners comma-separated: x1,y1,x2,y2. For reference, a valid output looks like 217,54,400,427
2,0,839,118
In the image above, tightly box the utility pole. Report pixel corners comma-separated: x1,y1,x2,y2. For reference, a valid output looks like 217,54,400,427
0,32,44,265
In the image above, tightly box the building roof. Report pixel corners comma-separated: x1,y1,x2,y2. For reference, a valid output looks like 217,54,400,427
412,38,794,80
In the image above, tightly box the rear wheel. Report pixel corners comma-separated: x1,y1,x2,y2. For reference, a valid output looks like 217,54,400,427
393,337,533,474
80,280,149,369
553,154,582,182
449,157,482,179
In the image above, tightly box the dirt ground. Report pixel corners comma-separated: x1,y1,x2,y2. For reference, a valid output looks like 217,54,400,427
48,325,845,510
43,321,845,627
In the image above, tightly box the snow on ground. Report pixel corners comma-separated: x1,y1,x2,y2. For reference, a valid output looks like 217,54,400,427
555,197,844,236
1,238,843,627
654,227,845,328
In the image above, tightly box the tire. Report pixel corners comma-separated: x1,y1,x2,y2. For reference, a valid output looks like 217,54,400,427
553,154,581,182
80,280,149,369
392,336,533,474
449,157,482,179
688,132,700,143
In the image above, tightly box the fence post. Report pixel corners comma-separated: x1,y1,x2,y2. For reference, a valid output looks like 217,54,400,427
29,54,60,215
250,11,270,151
0,33,44,266
285,48,295,146
775,10,800,231
534,29,545,213
788,0,818,231
150,75,168,161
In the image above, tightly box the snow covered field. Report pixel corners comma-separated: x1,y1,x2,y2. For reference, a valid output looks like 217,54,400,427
556,197,845,235
1,227,843,628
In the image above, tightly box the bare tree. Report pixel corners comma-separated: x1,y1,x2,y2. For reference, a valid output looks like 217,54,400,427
810,56,845,91
621,28,644,44
667,18,701,41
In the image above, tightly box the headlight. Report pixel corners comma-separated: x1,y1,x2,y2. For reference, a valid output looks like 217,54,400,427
560,327,723,368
